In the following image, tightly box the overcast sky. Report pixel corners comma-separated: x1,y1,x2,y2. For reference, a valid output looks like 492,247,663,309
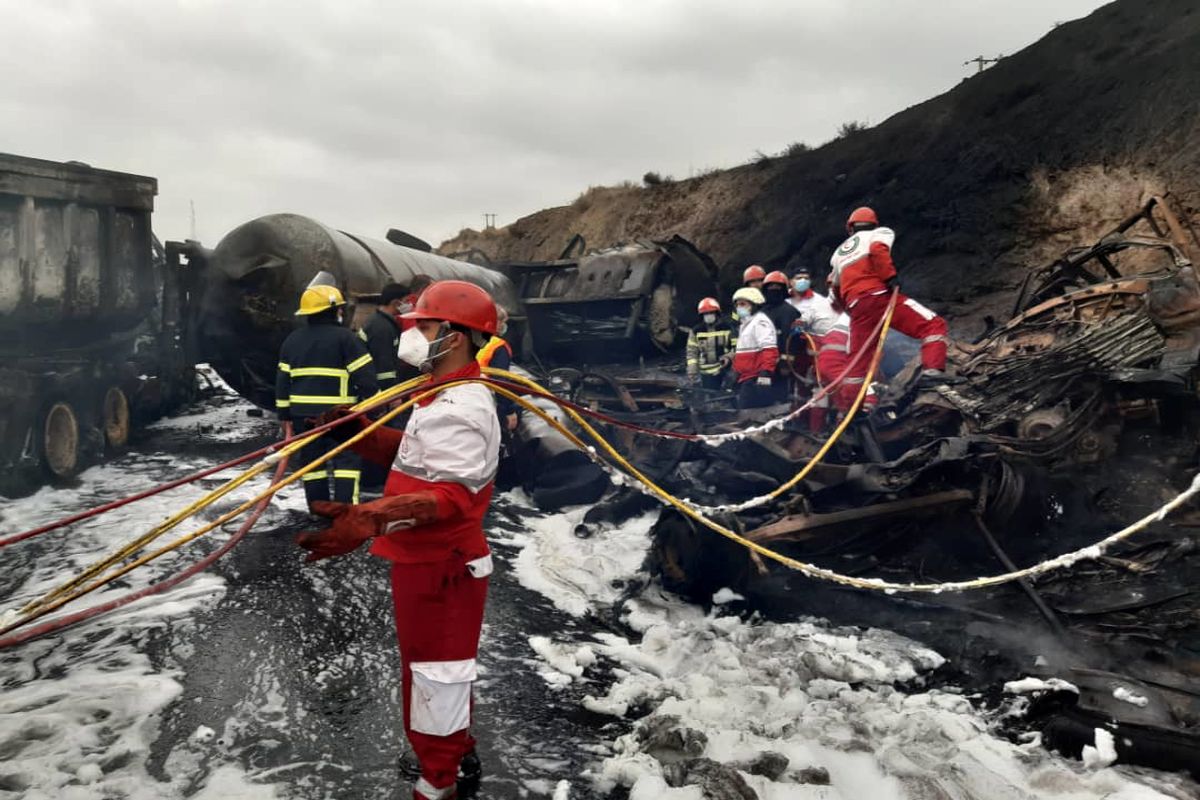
1,0,1109,247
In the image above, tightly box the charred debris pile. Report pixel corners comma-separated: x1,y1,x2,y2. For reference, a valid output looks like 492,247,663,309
524,197,1200,779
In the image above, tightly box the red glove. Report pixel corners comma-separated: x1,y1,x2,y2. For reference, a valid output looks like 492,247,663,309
295,493,440,562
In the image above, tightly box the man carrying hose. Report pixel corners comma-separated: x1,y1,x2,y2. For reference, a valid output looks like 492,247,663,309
295,280,501,800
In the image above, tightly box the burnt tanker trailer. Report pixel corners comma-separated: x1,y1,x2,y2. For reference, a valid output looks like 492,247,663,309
191,214,521,409
193,214,721,410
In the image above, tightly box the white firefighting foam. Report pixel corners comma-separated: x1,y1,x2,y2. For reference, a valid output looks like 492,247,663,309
0,370,287,799
505,494,1197,800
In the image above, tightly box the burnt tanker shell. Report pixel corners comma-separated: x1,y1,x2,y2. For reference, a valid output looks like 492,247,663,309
197,213,519,409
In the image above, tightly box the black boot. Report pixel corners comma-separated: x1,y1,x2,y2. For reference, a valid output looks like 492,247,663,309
398,749,482,786
457,748,482,795
397,750,421,780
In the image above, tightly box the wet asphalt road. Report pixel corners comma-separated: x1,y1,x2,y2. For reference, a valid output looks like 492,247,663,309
141,457,628,799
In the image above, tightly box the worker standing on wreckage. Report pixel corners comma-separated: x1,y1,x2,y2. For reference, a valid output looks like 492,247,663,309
686,297,735,390
276,272,378,511
829,207,952,409
295,280,502,800
760,270,802,403
788,268,860,430
731,286,779,409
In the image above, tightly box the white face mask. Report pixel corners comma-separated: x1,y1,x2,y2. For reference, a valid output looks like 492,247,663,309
702,313,717,325
396,325,454,372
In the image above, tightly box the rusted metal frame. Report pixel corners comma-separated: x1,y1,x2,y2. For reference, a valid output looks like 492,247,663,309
744,489,975,544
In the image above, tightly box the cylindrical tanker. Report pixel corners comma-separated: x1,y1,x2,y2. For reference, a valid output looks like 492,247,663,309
194,213,520,409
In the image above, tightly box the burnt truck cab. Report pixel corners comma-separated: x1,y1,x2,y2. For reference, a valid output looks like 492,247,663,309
463,235,721,363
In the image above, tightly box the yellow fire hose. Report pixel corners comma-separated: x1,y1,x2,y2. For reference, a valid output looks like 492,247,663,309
8,296,1200,637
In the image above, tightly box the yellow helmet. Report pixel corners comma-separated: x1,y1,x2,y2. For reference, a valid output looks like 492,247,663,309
295,284,345,316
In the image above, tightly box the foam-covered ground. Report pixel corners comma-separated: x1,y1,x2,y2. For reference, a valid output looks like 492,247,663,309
508,498,1200,800
2,372,1197,799
0,375,287,799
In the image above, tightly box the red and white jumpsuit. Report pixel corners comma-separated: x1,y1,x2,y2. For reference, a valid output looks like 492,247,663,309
731,311,779,409
353,362,500,800
829,227,949,404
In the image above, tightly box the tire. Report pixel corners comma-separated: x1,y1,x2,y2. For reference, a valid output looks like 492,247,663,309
42,401,80,479
102,386,131,449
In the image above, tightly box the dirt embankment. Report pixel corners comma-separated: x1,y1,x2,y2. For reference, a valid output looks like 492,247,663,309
440,0,1200,331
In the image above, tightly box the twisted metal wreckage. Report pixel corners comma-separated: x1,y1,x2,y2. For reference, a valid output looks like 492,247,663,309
545,195,1200,779
5,167,1200,779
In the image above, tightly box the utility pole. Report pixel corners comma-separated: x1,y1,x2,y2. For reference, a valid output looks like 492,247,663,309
483,213,496,230
189,199,197,240
963,55,1002,74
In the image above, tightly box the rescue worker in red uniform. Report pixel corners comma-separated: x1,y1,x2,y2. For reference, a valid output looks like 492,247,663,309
829,207,951,409
732,266,768,330
730,287,779,409
296,280,502,800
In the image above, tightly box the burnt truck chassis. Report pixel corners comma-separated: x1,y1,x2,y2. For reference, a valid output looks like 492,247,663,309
560,197,1200,778
0,154,196,495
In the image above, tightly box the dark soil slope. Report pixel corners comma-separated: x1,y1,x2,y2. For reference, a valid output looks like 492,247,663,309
441,0,1200,326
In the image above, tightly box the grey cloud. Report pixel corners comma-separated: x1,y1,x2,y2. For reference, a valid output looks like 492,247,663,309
0,0,1108,246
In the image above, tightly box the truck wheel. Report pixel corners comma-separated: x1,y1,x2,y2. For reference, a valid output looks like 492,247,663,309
42,401,80,479
102,387,131,449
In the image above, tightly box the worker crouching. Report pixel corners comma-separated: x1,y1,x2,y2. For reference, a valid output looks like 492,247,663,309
295,280,502,800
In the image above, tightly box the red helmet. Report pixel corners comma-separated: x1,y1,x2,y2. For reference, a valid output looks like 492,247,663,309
697,297,721,314
742,265,767,284
763,270,789,287
846,206,878,234
401,280,498,335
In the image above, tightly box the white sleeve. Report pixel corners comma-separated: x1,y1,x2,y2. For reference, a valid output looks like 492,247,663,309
753,316,777,350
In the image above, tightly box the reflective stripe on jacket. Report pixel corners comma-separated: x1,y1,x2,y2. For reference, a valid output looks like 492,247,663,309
275,320,378,421
686,324,733,376
476,336,513,369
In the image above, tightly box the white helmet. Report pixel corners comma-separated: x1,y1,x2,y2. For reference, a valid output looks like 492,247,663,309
732,287,765,306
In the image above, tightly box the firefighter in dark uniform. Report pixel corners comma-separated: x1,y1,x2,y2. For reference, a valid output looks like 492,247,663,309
359,283,408,391
276,272,378,509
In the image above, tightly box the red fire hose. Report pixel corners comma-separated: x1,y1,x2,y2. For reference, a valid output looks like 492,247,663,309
0,455,289,649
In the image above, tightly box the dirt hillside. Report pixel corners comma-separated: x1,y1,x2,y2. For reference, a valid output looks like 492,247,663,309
439,0,1200,330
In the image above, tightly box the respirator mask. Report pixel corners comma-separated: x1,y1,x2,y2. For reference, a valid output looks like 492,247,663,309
396,324,455,372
